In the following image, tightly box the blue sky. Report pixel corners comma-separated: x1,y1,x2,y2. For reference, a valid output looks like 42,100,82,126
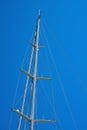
0,0,87,130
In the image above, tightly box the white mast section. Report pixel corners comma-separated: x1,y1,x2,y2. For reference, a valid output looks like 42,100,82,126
17,37,35,130
30,10,40,130
17,48,34,130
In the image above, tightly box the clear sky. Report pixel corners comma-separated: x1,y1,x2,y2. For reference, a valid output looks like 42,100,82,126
0,0,87,130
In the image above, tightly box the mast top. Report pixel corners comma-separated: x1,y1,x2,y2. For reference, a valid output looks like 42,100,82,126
38,9,41,18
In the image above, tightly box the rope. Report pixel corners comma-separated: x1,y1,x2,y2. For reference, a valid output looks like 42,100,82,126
24,82,32,130
8,112,13,130
43,44,64,130
41,19,78,130
9,30,35,130
47,40,78,130
40,22,64,130
9,45,29,130
21,45,30,68
17,46,34,130
42,17,86,89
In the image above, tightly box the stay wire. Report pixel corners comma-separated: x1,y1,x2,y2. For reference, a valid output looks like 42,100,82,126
9,44,30,130
9,31,35,130
42,35,57,119
42,16,86,89
38,80,63,130
41,23,64,130
8,71,22,130
24,82,32,130
41,19,78,130
40,23,64,130
43,47,64,130
43,46,58,130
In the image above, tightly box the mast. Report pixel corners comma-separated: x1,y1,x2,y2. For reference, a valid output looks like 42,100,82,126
17,42,34,130
12,10,56,130
30,10,40,130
